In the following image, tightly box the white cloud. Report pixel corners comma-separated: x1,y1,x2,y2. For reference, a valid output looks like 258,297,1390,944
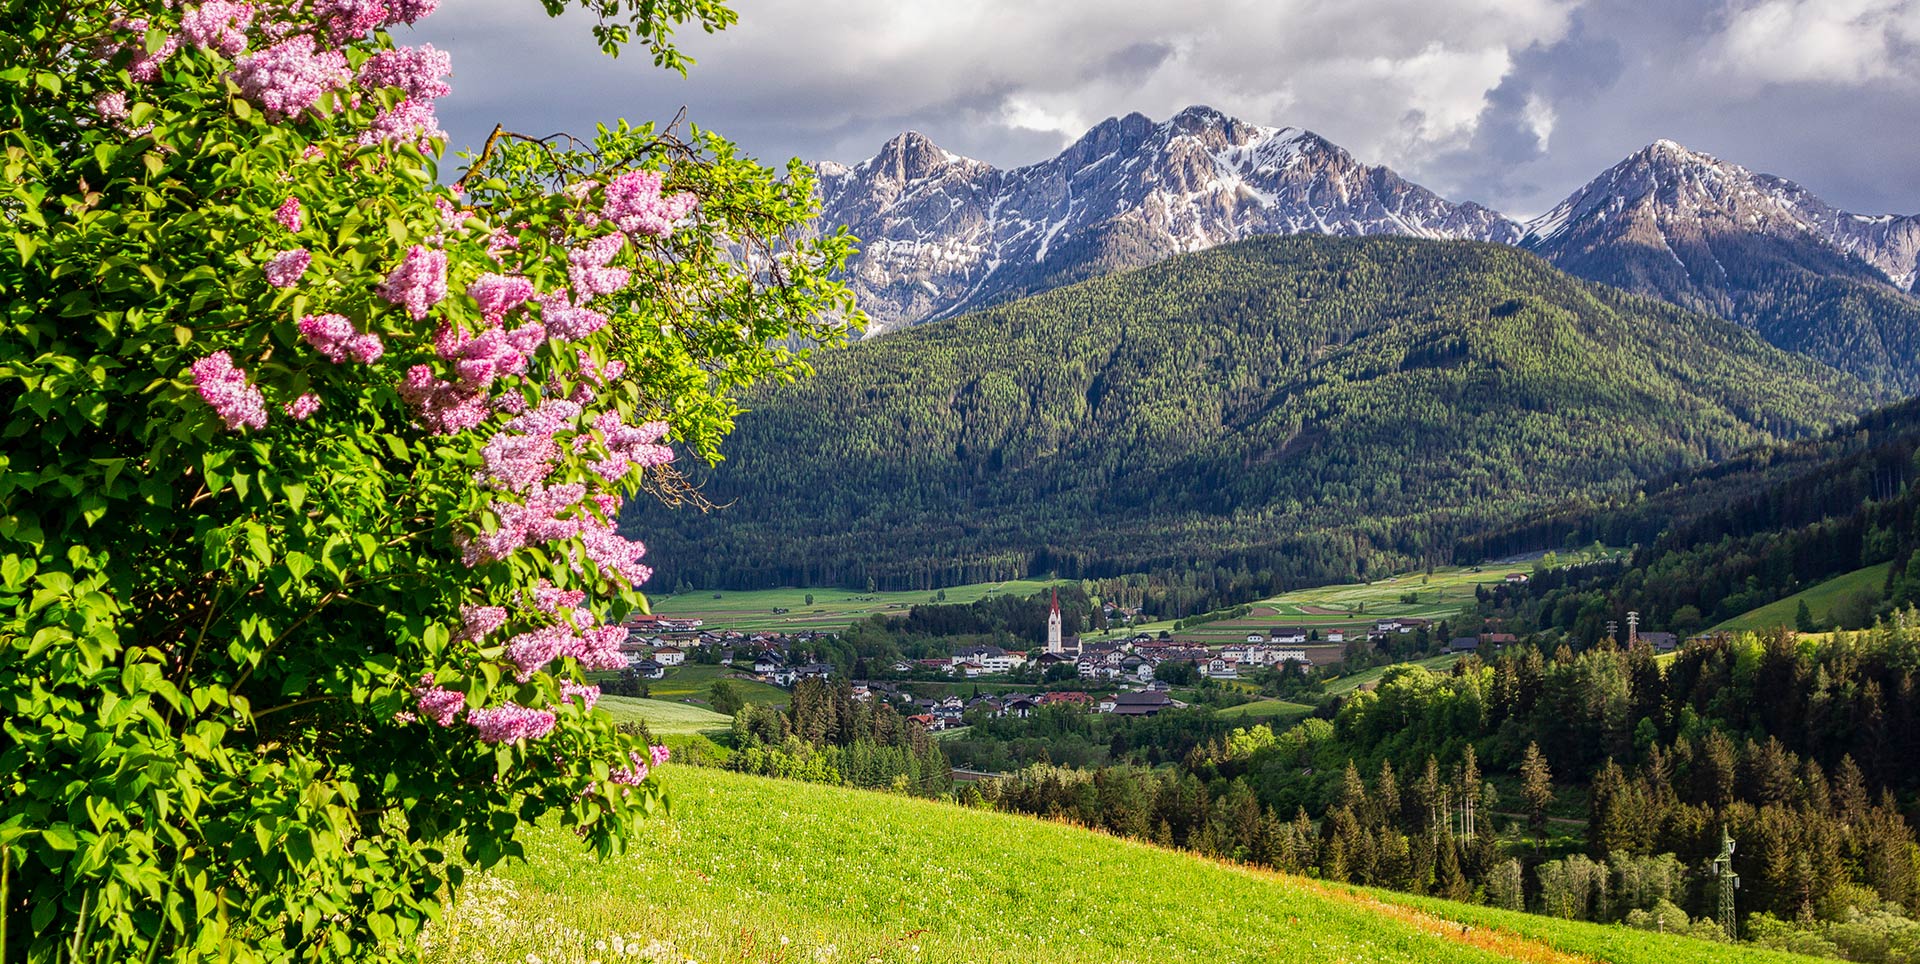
1712,0,1920,87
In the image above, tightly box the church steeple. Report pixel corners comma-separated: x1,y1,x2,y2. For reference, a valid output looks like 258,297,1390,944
1046,588,1063,654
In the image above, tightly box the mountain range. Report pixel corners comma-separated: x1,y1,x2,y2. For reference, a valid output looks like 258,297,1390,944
814,107,1920,391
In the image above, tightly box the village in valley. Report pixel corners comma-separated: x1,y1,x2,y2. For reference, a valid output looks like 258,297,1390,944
615,557,1684,733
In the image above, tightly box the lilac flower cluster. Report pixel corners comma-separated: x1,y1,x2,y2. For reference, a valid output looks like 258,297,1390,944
378,245,447,320
398,365,488,434
610,744,670,786
283,393,321,420
536,292,608,341
189,351,268,431
357,97,445,152
479,432,559,493
566,234,631,299
297,313,385,364
467,703,556,744
466,273,535,324
181,1,254,57
230,35,350,120
112,19,181,84
316,0,439,39
505,624,574,681
434,320,546,390
413,674,465,727
274,196,304,233
458,604,509,642
560,681,600,710
590,412,674,483
358,44,451,101
263,248,310,287
601,170,697,238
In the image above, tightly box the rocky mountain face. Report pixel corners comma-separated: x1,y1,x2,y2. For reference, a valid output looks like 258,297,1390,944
813,106,1522,335
811,112,1920,390
1521,140,1920,392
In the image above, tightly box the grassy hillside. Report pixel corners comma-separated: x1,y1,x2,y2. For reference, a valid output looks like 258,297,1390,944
1213,698,1317,722
425,767,1820,964
632,235,1867,593
595,696,735,735
1710,562,1894,633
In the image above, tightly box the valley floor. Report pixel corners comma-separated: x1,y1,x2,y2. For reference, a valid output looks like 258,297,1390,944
424,767,1820,964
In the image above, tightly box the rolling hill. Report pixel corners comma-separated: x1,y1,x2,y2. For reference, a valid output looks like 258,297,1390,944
424,766,1822,964
631,235,1868,591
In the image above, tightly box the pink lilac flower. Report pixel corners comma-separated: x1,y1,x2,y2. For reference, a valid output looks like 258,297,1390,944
590,412,674,483
537,291,608,341
467,273,535,324
378,245,447,320
577,351,627,387
487,227,520,257
112,20,181,84
434,321,545,390
358,44,451,101
283,393,321,420
297,313,384,364
567,625,629,671
560,680,600,710
479,431,559,493
609,749,651,785
567,234,631,299
576,518,653,586
358,98,444,152
263,248,310,287
505,398,581,437
315,0,386,39
274,196,303,232
458,483,588,566
532,583,587,614
95,91,130,121
650,744,671,767
458,604,509,642
601,170,697,238
398,365,488,434
230,35,350,120
412,674,465,727
384,0,440,24
504,625,575,680
181,1,254,57
468,703,555,743
189,351,268,431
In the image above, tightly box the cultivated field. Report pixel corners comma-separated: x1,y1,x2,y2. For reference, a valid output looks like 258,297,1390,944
1089,562,1542,645
1212,699,1317,723
422,766,1820,964
648,579,1064,632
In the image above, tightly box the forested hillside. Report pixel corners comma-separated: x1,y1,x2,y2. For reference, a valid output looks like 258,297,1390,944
1467,398,1920,640
633,236,1868,590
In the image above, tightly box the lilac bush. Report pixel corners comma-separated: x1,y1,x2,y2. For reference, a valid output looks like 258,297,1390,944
0,0,856,959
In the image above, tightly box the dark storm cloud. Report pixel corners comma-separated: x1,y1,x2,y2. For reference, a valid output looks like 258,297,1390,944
411,0,1920,220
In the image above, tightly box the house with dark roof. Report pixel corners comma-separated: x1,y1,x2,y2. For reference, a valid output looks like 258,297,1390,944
1448,637,1480,654
1109,690,1174,716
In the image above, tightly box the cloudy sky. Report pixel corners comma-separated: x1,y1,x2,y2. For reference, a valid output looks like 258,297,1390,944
410,0,1920,219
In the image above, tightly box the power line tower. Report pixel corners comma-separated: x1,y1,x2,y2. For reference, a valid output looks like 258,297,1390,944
1713,830,1739,938
1606,620,1619,645
1627,611,1640,648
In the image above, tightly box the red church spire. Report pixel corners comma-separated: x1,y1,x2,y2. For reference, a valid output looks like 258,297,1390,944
1050,588,1059,614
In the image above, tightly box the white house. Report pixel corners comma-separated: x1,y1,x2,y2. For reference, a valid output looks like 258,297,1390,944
653,646,686,667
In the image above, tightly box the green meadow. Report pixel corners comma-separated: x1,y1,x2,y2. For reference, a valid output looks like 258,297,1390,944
1710,562,1893,634
1212,698,1317,723
648,580,1065,632
423,766,1819,964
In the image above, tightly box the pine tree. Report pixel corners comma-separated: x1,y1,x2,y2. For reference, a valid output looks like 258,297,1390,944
1796,599,1818,633
1520,741,1555,844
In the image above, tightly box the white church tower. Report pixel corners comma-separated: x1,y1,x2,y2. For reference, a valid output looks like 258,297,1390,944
1046,588,1063,654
